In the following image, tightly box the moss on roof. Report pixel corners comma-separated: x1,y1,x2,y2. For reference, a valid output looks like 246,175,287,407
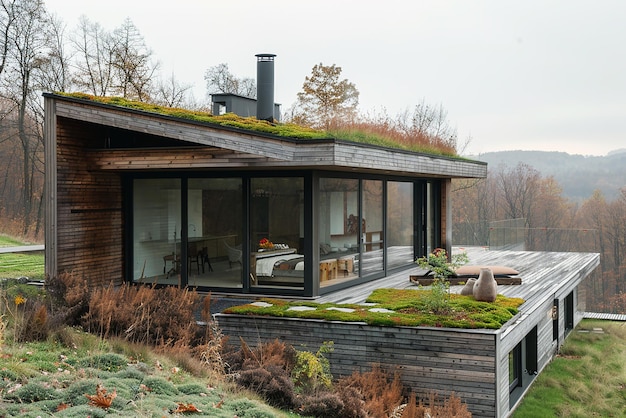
57,92,459,157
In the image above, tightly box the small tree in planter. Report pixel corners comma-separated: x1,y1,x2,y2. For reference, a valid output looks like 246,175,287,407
415,248,468,313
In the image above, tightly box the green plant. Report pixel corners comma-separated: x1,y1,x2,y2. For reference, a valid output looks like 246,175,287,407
292,341,334,392
415,248,469,314
78,353,128,372
415,248,468,279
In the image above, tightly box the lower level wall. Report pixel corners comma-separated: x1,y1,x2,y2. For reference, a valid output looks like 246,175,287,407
216,314,498,417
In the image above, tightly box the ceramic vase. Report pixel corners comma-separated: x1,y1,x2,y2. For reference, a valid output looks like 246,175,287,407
473,268,497,302
460,278,476,296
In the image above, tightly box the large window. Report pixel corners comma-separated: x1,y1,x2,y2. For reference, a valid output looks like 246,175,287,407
249,177,305,290
387,181,414,269
362,180,384,275
319,179,360,285
187,178,243,288
132,178,181,285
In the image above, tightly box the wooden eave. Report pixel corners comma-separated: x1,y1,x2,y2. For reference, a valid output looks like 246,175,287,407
46,93,487,178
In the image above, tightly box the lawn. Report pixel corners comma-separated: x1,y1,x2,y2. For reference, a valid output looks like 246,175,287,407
512,319,626,417
0,235,45,281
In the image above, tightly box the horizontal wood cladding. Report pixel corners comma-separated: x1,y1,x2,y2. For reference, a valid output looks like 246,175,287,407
89,147,272,170
216,315,497,417
55,117,124,287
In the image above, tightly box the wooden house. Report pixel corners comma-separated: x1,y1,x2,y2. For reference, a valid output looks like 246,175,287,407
43,91,487,298
43,54,600,417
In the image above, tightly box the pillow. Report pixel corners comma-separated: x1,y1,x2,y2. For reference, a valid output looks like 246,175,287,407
454,265,520,277
319,243,332,255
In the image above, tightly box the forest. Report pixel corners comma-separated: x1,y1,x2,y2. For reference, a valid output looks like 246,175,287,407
452,164,626,313
1,0,623,315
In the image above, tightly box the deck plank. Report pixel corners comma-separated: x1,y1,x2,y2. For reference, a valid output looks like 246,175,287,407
314,248,600,319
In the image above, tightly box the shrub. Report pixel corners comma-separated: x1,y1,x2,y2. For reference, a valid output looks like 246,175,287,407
292,341,334,392
82,284,200,347
141,376,179,396
19,300,50,342
335,364,404,417
45,272,90,326
297,391,345,417
77,353,128,372
5,381,58,402
225,338,296,374
399,392,472,418
236,364,295,410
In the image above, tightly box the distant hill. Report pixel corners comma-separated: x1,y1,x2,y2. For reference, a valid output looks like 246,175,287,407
469,150,626,202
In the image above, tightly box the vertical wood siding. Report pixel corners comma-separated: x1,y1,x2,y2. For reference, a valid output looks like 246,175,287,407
55,117,124,286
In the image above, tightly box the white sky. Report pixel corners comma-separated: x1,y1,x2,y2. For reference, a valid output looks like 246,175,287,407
45,0,626,157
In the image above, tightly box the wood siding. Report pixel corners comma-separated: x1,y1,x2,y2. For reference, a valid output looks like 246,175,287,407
55,117,124,286
217,314,498,418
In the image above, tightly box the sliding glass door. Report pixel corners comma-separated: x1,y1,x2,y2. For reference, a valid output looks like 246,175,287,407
132,178,181,285
249,177,305,290
186,178,243,288
361,180,384,275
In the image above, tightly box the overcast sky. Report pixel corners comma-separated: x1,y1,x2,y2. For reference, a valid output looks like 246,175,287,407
45,0,626,157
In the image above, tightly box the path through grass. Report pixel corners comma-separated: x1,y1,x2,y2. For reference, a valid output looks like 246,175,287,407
513,319,626,417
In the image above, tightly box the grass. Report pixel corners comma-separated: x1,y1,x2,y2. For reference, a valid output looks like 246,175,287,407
0,235,24,248
512,319,626,417
0,235,44,281
0,252,45,281
0,328,295,417
224,288,525,329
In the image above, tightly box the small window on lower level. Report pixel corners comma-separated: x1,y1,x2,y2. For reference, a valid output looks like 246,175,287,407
509,342,522,393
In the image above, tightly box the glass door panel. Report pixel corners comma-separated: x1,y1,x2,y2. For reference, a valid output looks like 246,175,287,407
319,178,360,286
132,178,181,285
387,181,414,269
187,178,243,288
250,177,304,290
362,179,384,275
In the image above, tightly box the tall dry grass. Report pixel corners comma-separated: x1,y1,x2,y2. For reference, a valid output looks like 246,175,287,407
84,283,201,347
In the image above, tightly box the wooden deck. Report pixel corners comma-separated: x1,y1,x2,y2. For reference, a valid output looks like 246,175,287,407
583,312,626,321
314,247,601,318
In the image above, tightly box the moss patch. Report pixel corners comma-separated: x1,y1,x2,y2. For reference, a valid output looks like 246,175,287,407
223,289,524,330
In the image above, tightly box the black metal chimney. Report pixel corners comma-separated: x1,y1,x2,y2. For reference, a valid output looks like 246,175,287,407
256,53,276,122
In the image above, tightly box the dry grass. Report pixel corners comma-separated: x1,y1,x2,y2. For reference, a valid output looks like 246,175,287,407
84,283,200,347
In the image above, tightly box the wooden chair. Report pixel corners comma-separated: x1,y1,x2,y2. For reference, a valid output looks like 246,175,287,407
188,242,202,275
201,246,213,272
224,241,242,268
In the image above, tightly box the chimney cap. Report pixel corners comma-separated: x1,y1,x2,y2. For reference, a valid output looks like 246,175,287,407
256,53,276,61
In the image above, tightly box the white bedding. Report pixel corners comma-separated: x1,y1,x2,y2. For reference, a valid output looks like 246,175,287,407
255,254,303,277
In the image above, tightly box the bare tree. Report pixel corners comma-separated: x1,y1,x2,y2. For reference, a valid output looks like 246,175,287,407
36,14,71,93
0,0,18,79
0,0,50,235
204,62,256,98
70,15,114,96
396,99,458,149
110,18,158,101
291,63,359,130
154,72,194,108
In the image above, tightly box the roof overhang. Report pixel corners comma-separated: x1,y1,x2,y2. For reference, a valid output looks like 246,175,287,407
45,93,487,179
